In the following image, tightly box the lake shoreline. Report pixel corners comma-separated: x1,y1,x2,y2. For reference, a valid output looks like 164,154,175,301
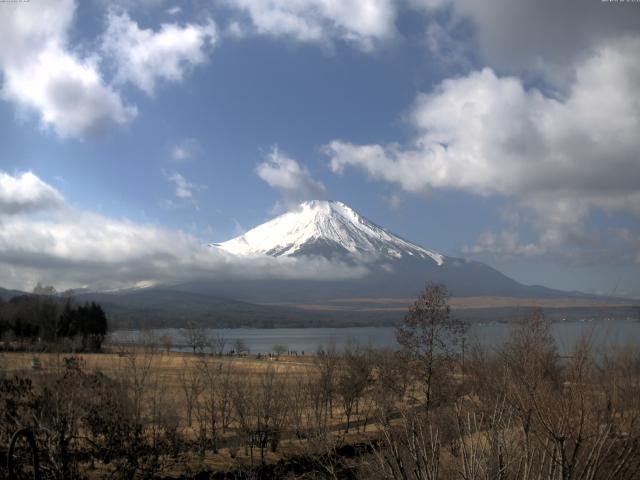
107,318,640,356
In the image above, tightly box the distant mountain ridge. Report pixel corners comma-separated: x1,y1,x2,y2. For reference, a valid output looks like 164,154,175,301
0,287,27,301
2,286,634,330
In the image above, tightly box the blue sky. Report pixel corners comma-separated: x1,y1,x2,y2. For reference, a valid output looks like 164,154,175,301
0,0,639,297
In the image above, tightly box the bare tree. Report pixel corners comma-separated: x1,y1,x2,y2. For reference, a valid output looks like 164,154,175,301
373,409,441,480
396,283,464,412
159,334,173,354
304,372,330,437
460,311,640,480
231,366,289,465
210,332,226,356
218,361,235,433
273,344,287,358
452,396,515,480
123,340,156,425
336,343,371,432
195,357,231,453
232,338,248,355
145,353,180,476
181,321,209,354
373,348,411,422
316,342,339,424
178,358,202,428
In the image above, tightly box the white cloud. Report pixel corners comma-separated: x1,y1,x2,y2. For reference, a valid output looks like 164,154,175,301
225,21,248,39
326,37,640,263
0,171,365,291
0,0,136,138
171,138,202,161
257,146,325,206
1,1,219,137
163,170,198,199
102,11,216,95
462,230,545,260
222,0,396,50
3,45,137,138
96,0,168,10
461,203,638,266
411,0,640,81
0,171,65,215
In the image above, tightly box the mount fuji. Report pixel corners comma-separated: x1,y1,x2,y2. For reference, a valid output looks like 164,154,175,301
197,200,568,303
73,200,623,328
214,200,444,264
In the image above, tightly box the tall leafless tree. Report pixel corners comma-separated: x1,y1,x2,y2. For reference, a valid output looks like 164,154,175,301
396,283,465,412
178,358,202,428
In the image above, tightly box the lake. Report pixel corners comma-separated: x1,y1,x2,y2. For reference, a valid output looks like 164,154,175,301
108,318,640,355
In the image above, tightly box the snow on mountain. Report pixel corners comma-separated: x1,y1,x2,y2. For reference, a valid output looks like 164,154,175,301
214,200,445,265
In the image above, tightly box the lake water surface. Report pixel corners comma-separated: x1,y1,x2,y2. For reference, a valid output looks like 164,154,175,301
108,319,640,355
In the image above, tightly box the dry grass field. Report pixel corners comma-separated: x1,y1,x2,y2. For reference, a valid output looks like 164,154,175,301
0,346,388,478
1,347,378,431
2,349,316,380
3,302,640,479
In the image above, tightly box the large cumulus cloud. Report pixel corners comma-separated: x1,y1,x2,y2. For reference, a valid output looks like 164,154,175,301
411,0,640,81
0,0,136,138
326,37,640,264
0,1,217,138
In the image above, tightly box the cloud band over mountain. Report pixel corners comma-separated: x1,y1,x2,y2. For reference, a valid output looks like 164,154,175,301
0,171,367,291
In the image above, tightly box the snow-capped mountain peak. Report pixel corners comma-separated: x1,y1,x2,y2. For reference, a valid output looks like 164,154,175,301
215,200,445,265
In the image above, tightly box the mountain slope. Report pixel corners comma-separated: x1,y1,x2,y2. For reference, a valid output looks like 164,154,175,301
215,200,444,264
0,287,26,301
203,200,584,303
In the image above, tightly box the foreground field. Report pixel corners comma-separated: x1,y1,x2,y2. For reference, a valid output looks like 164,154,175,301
1,344,395,479
2,348,352,435
3,312,640,479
